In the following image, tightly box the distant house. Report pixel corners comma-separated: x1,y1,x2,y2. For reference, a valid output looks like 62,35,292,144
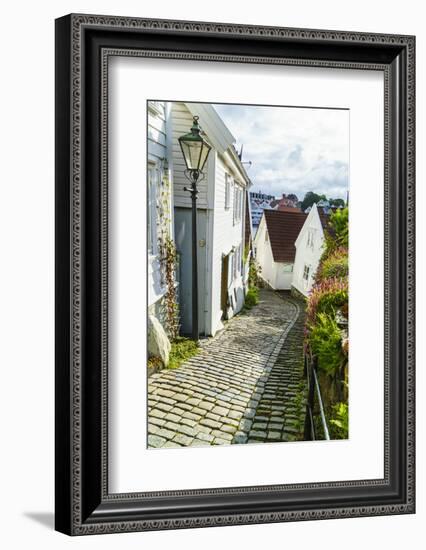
292,203,329,297
250,196,274,231
276,193,299,210
254,210,307,290
316,199,332,214
250,191,275,201
171,102,250,337
250,190,283,235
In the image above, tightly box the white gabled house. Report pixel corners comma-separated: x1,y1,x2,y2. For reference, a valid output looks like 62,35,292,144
254,209,307,290
171,102,250,337
254,203,328,296
147,100,250,344
292,203,328,297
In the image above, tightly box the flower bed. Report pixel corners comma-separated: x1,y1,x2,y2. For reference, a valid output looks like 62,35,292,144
304,208,349,439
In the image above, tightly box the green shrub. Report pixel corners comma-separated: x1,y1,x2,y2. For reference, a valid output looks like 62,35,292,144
168,337,199,370
317,287,348,317
245,287,259,309
308,313,343,376
329,402,349,439
319,247,349,281
306,277,348,327
326,207,349,250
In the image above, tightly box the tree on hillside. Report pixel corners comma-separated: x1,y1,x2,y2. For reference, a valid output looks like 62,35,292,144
286,193,299,203
301,191,327,211
329,198,345,208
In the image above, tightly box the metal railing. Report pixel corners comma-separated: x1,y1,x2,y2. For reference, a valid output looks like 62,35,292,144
303,353,330,441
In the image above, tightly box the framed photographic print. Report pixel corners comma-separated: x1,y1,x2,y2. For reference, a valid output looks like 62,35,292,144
55,14,415,535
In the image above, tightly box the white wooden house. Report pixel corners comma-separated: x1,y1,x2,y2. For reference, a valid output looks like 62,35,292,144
292,203,328,297
254,209,307,290
254,203,329,296
171,102,250,337
147,101,174,323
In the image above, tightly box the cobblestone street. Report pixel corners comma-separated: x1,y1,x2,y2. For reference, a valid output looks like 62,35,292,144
147,289,306,448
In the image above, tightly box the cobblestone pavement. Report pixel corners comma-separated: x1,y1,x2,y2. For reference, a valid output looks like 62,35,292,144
147,289,306,448
246,293,307,443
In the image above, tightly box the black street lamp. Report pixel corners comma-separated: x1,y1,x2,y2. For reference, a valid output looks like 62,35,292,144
178,116,212,340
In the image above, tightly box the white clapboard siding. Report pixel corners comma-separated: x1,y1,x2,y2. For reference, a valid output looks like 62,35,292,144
210,154,246,331
171,103,209,209
147,102,167,162
147,126,166,147
147,101,168,308
292,204,325,296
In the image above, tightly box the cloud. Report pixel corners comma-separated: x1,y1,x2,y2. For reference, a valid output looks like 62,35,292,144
213,103,349,200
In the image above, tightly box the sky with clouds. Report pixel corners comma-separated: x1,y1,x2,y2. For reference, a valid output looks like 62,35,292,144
213,103,349,201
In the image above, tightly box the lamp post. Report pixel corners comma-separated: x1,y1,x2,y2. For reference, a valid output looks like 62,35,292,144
178,116,212,340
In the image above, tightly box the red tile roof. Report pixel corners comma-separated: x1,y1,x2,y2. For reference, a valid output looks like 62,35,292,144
277,205,301,213
263,210,307,263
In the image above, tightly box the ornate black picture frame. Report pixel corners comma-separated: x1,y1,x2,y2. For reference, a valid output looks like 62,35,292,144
55,13,415,535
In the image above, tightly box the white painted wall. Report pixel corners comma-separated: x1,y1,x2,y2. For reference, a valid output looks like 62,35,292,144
254,214,295,290
171,102,210,209
147,101,167,163
275,263,295,289
292,203,325,296
254,215,275,287
147,101,173,308
170,102,247,335
210,153,247,334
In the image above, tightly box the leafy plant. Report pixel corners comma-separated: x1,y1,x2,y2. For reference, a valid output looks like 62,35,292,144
329,207,349,249
306,277,349,328
329,402,349,439
317,247,349,281
304,202,349,429
244,287,259,309
248,258,262,289
168,337,199,370
308,313,343,376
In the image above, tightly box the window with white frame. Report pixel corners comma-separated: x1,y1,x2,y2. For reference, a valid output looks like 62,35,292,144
283,263,293,273
225,173,232,209
147,164,158,255
233,184,243,225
